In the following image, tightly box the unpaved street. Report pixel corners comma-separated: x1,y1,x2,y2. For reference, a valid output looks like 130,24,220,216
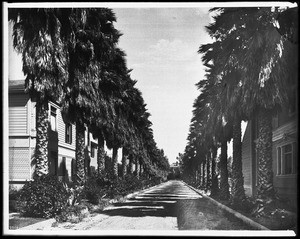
21,180,256,232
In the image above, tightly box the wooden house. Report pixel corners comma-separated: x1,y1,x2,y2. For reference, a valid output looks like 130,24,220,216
242,96,298,208
8,80,103,188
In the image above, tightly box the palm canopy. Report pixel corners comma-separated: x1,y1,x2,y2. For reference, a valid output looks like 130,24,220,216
9,8,68,102
203,7,298,118
61,8,122,127
101,48,135,150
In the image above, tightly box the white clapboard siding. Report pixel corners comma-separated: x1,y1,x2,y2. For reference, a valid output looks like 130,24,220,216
30,101,36,135
57,109,76,150
9,94,29,135
9,147,31,180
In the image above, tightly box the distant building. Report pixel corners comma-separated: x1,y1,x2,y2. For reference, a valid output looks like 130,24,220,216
168,162,181,179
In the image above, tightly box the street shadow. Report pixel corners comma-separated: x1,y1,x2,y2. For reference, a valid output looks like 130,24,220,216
101,194,180,217
100,194,255,230
95,180,257,230
100,181,201,218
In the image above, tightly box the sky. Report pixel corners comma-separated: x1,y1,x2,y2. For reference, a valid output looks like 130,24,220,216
112,7,213,163
6,2,296,164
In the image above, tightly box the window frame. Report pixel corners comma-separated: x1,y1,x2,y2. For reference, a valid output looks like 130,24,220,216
65,123,72,144
50,106,57,131
276,141,297,176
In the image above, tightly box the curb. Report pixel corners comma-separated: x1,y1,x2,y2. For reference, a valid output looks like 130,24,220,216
182,181,270,231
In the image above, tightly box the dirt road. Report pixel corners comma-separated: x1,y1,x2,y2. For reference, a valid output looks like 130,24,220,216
19,180,256,233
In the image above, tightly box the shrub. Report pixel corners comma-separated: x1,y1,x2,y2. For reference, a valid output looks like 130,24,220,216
106,179,126,198
80,173,166,205
67,183,85,206
19,175,70,218
9,185,21,212
55,204,89,223
82,176,107,205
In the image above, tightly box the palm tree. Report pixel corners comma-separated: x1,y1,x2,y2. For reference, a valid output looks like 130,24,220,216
210,142,219,197
9,9,68,178
61,8,122,185
103,60,132,178
203,7,298,212
121,147,128,178
219,137,230,200
206,82,232,201
231,114,246,204
97,132,106,175
128,154,134,174
206,150,211,190
183,77,218,190
199,34,246,202
126,88,163,178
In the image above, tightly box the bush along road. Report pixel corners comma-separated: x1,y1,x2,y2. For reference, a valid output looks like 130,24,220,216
17,180,269,232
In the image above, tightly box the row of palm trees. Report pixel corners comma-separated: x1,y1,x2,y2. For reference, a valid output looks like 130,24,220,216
9,8,170,185
181,7,298,215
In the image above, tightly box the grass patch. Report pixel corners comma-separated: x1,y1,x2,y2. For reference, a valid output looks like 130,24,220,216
211,196,297,233
9,215,46,230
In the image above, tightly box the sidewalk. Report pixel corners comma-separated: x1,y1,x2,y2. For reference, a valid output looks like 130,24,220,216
183,181,297,235
182,182,269,230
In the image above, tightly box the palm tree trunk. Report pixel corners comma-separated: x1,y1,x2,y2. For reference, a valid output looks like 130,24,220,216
201,161,206,188
135,158,140,179
197,163,202,187
34,98,49,178
139,163,143,177
97,132,105,175
112,146,118,179
122,148,128,178
128,155,134,174
231,116,245,204
232,115,246,204
256,107,276,200
206,152,211,190
219,140,230,200
211,146,219,197
75,121,86,185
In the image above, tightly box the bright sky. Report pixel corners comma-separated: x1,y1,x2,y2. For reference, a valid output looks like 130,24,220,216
112,7,213,163
7,2,296,164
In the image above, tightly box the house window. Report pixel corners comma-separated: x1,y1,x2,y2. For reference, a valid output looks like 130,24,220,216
65,123,72,144
277,142,297,175
50,106,57,131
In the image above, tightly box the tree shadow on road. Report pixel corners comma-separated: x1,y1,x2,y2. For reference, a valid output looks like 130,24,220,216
100,195,256,230
101,196,179,217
